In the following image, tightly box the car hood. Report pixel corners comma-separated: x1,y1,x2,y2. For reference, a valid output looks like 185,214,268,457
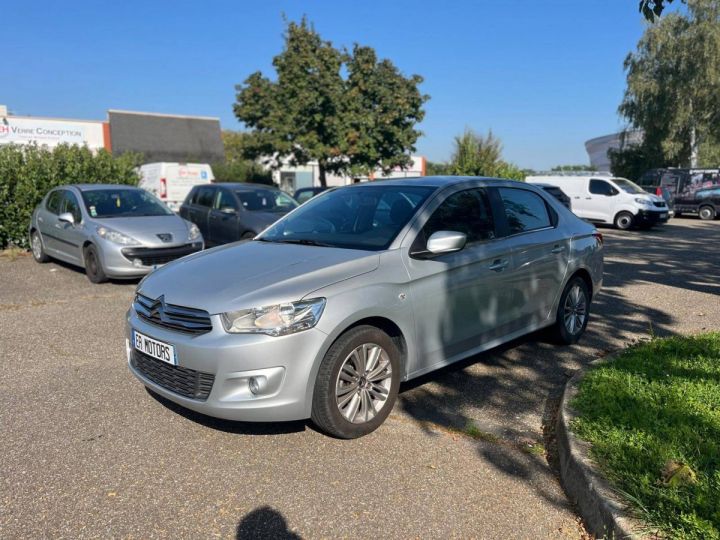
138,241,379,314
93,215,191,245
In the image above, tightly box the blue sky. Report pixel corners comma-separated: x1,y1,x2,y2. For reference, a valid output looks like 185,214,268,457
3,1,679,169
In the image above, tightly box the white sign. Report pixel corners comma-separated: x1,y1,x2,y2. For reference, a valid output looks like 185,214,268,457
0,117,105,150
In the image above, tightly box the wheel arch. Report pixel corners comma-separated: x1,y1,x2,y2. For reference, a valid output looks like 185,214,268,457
568,268,594,301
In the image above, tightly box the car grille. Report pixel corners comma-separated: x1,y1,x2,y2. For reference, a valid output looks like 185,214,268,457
121,243,201,266
131,350,214,401
133,293,213,335
653,201,666,208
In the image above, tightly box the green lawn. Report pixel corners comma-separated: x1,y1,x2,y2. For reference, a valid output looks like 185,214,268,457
572,333,720,539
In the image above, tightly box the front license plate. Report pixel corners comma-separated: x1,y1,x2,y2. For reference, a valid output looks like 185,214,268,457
660,213,668,219
132,329,176,365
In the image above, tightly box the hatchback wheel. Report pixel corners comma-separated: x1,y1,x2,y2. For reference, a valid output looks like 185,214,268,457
551,277,590,345
311,325,400,439
30,230,50,263
614,211,634,230
699,206,716,220
84,244,108,283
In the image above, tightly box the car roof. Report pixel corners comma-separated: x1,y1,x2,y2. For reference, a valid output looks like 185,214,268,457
66,184,142,191
207,182,280,191
343,176,531,189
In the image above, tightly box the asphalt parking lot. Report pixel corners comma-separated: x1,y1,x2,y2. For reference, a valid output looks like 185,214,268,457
2,219,719,539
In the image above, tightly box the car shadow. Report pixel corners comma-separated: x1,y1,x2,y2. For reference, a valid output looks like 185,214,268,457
46,257,142,286
146,389,308,436
236,506,302,539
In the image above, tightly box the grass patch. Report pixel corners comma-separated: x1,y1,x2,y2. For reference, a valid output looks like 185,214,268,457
571,333,720,539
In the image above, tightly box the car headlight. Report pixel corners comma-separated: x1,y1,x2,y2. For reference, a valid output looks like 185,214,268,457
96,225,140,246
221,298,326,336
188,223,201,241
634,198,654,207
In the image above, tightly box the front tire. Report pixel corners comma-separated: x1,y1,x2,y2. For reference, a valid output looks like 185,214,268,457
30,230,50,263
84,244,108,283
311,325,401,439
550,277,590,345
699,206,716,220
614,211,634,230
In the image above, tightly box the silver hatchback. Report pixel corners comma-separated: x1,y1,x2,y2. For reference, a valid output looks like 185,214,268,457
29,184,204,282
126,177,603,438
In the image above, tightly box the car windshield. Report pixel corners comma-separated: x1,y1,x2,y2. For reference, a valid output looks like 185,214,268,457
613,178,646,194
258,185,435,251
236,189,298,213
81,188,173,218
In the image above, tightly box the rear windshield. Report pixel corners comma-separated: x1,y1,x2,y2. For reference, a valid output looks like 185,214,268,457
81,188,173,218
236,189,298,213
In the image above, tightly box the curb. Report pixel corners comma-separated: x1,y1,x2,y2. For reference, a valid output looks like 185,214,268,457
556,355,643,539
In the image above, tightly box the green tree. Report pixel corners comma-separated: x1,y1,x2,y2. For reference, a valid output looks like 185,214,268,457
618,0,720,169
447,129,524,180
213,130,272,184
233,18,426,186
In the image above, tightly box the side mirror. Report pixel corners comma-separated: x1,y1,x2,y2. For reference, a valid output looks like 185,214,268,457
607,189,619,196
58,212,75,225
426,231,467,255
220,206,237,215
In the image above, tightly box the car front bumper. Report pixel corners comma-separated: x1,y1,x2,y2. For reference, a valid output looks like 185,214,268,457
636,209,670,225
99,240,203,278
126,307,327,422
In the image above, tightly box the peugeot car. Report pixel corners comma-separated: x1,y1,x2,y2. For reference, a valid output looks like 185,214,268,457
126,177,603,438
29,185,203,283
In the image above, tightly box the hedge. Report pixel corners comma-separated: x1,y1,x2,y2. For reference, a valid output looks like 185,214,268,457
0,144,142,249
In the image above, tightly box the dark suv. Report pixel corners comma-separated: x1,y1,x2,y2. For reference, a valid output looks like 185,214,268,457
673,187,720,220
180,183,298,246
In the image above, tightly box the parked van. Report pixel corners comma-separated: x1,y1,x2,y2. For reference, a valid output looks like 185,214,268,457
138,163,214,212
526,173,669,229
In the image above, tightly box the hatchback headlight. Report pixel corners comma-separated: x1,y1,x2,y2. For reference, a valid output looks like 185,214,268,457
188,223,201,241
221,298,326,336
97,225,140,245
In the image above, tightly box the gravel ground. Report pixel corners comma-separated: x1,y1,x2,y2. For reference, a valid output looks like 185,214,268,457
1,219,717,539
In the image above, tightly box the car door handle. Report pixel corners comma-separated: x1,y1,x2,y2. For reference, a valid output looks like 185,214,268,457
488,259,509,272
585,197,592,200
551,245,565,254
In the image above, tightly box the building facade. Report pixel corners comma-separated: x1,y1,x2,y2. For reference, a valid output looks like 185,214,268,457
584,131,642,172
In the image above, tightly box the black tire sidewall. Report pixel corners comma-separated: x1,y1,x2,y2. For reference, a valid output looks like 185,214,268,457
312,326,401,439
30,231,49,263
554,277,590,345
84,245,107,283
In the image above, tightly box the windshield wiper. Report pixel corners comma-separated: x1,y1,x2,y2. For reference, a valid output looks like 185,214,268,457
270,238,335,247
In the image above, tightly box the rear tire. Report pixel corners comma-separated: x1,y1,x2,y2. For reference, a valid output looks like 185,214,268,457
311,325,401,439
84,244,108,283
550,276,590,345
614,211,634,230
30,230,50,263
699,206,716,220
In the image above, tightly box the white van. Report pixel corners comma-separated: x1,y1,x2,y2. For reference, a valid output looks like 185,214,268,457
138,163,214,212
526,173,670,229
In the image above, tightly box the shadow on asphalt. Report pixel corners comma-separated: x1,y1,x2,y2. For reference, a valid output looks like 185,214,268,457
146,389,308,436
236,506,302,539
396,221,720,510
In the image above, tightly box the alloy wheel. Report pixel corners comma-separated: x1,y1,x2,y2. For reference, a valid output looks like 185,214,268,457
31,233,42,260
335,343,392,424
563,285,587,335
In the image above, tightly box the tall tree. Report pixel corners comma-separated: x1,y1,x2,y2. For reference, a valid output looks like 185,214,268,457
234,18,427,186
447,129,524,180
617,0,720,170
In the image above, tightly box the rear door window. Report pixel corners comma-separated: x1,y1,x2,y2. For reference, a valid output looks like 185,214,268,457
196,187,215,207
498,188,552,235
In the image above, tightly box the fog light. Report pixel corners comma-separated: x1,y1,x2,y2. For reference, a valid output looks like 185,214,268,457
248,377,261,395
132,258,143,268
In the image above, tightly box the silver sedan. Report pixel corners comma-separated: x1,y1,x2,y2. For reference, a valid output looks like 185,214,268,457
29,184,203,282
126,177,603,438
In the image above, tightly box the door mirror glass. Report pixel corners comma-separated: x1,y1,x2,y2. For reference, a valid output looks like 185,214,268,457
426,231,467,254
220,206,237,215
58,212,75,225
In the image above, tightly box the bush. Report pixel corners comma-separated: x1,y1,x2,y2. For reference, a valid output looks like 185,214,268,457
0,144,141,249
211,160,273,185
